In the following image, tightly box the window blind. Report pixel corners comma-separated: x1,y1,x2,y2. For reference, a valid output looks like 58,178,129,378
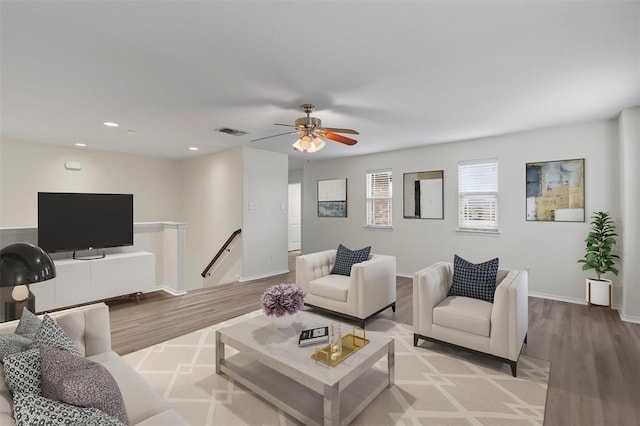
458,159,498,231
366,170,392,227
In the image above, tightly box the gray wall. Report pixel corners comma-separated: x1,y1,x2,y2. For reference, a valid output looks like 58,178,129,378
302,119,620,306
182,148,243,290
242,147,289,281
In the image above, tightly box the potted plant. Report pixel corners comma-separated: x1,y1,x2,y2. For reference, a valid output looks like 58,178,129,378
577,211,620,309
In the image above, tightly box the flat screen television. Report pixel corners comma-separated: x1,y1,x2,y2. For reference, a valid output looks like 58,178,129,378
38,192,134,254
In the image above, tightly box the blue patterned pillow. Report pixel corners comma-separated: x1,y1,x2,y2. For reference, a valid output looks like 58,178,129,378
448,255,499,303
330,244,371,276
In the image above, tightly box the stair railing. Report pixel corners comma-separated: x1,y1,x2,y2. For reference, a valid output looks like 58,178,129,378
201,228,242,278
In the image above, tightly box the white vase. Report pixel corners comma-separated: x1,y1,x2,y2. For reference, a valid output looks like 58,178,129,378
269,311,297,328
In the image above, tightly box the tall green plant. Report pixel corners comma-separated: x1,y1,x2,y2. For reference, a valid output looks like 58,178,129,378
577,211,620,280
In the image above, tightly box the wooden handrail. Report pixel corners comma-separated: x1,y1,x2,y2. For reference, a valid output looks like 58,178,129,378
201,228,242,278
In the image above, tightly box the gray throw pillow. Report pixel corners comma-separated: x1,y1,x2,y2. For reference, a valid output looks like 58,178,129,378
448,255,499,303
3,348,41,395
30,314,81,356
40,345,129,425
12,392,126,426
0,334,32,362
14,308,42,340
330,244,371,276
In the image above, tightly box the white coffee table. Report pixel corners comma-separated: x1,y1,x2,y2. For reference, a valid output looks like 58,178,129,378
215,310,394,426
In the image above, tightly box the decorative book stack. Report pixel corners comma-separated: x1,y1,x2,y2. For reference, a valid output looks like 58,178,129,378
298,326,329,346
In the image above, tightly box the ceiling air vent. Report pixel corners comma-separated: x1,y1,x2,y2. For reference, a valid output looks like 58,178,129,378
216,127,247,136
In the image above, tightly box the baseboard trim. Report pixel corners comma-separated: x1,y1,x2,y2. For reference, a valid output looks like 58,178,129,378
151,285,187,296
239,269,290,283
396,272,413,279
617,312,640,324
528,291,587,306
528,291,640,324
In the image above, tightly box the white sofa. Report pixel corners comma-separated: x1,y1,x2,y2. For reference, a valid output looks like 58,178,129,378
413,262,528,376
0,303,187,425
296,249,397,328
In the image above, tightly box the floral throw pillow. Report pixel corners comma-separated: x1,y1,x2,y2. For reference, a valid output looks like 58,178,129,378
12,392,126,426
3,348,41,396
40,345,129,424
14,308,42,340
29,315,81,356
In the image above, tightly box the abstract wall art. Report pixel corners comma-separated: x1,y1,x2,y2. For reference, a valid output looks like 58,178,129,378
526,158,585,222
318,178,347,217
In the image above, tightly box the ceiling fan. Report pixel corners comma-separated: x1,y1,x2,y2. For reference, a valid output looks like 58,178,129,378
251,104,359,153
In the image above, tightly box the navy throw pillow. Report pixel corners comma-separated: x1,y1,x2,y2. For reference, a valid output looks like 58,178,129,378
330,244,371,276
448,255,499,303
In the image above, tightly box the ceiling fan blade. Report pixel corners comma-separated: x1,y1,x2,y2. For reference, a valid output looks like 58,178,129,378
250,131,299,142
318,127,359,135
274,123,296,127
322,132,358,146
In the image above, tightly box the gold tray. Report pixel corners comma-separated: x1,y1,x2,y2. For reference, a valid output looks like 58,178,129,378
311,327,369,367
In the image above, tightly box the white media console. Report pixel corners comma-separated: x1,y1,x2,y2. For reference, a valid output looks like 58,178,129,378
30,251,155,312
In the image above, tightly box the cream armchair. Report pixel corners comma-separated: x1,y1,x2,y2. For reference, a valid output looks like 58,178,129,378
413,262,528,376
296,249,396,328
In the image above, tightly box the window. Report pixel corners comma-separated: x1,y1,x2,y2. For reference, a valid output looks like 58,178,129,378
458,159,498,232
366,170,392,227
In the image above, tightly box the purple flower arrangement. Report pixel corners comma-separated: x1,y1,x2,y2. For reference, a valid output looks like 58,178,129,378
261,283,306,317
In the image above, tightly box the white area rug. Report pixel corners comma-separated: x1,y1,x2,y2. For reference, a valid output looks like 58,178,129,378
123,311,549,425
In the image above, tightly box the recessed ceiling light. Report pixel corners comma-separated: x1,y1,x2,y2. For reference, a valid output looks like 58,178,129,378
103,121,118,127
188,147,199,151
74,143,87,147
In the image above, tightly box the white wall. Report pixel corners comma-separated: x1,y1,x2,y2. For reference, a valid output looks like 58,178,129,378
619,107,640,321
0,139,183,226
182,148,243,290
242,147,289,281
303,120,619,304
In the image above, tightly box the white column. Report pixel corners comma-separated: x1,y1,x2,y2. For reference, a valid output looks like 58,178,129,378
619,107,640,321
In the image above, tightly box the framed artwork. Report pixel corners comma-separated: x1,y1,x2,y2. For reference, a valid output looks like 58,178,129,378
403,170,444,219
318,178,347,217
526,158,585,222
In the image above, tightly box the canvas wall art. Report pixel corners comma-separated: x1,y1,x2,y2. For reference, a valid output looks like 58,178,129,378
526,158,585,222
318,178,347,217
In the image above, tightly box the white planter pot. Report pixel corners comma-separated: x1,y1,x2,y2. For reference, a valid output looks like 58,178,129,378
585,278,612,307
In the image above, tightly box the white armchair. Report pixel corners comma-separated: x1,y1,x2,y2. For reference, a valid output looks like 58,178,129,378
413,262,528,376
296,249,397,328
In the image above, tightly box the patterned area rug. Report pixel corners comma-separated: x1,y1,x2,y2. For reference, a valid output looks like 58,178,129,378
123,311,549,425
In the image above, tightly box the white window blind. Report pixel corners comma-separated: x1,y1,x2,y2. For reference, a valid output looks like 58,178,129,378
366,170,392,227
458,159,498,231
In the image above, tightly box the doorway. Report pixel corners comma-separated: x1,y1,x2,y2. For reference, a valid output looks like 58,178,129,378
288,183,301,251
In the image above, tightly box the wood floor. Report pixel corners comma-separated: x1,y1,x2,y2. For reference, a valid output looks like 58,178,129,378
107,253,640,425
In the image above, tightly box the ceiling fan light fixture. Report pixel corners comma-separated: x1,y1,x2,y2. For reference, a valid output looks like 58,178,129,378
292,134,326,153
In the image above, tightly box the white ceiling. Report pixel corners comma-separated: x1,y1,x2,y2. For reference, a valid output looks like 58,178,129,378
1,1,639,170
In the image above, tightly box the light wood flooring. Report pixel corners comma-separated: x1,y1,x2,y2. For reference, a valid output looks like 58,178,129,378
107,253,640,425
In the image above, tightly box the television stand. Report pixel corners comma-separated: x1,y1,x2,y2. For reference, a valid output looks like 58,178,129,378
29,252,155,313
73,249,106,260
